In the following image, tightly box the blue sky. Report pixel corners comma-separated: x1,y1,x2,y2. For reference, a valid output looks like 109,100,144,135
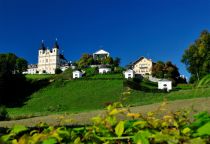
1,0,210,78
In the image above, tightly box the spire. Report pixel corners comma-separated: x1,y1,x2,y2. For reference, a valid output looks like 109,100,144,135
39,40,46,50
54,38,59,49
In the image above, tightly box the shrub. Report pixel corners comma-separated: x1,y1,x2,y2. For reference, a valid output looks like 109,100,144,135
1,102,210,143
55,68,62,74
0,106,9,121
84,67,98,77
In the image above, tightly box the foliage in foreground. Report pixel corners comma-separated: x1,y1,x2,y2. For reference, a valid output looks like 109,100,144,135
1,102,210,143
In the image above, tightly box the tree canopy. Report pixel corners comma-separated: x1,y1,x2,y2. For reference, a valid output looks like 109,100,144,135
0,53,28,106
152,61,183,84
77,53,120,69
182,30,210,83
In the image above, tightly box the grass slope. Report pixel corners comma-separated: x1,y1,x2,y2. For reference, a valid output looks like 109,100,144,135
8,79,123,117
7,73,210,118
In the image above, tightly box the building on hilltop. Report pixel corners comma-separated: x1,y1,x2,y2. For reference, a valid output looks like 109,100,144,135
24,40,69,74
132,56,154,75
23,64,38,74
93,49,110,60
37,40,69,74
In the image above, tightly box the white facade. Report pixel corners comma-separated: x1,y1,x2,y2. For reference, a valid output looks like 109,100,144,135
73,70,83,79
132,57,153,75
99,68,111,74
158,80,172,91
60,65,70,72
37,40,68,74
124,69,135,79
23,64,38,74
93,49,110,60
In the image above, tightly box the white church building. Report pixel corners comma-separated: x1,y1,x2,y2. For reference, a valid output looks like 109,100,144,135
24,40,69,74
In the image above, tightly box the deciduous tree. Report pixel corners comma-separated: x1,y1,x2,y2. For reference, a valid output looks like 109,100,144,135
182,30,210,83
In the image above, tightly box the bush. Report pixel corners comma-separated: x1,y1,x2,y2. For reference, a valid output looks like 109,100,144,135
55,68,62,74
1,102,210,143
0,106,9,121
84,67,98,77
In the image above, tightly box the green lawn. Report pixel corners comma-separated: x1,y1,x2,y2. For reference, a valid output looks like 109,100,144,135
25,74,53,80
7,77,210,119
90,73,123,79
8,79,123,117
125,88,210,106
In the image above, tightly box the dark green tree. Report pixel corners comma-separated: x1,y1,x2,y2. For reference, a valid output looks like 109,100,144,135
182,30,210,83
113,57,120,67
152,61,180,84
77,53,94,68
0,53,29,106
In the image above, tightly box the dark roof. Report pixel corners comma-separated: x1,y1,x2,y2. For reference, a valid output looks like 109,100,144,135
28,64,37,68
59,54,67,61
133,56,152,65
39,41,46,50
54,40,59,49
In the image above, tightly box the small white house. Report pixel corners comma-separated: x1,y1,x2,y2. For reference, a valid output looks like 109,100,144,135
99,68,111,74
158,80,172,91
73,70,83,79
124,69,135,79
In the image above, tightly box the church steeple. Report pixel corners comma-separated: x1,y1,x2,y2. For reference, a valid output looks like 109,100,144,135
54,38,59,49
39,40,46,50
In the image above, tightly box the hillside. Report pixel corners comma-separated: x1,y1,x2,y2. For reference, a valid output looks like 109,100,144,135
2,97,210,127
7,73,210,118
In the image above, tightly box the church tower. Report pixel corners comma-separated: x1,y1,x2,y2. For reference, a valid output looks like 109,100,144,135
52,39,60,70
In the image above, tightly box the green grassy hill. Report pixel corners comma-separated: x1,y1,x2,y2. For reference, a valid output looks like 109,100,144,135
8,79,123,117
7,73,210,118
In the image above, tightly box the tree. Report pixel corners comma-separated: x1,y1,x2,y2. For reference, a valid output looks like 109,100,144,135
152,61,180,84
113,57,120,67
0,53,28,106
77,53,94,68
101,57,113,65
16,58,28,73
55,68,62,74
182,30,210,83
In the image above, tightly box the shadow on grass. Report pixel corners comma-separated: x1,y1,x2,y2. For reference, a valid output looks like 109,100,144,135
0,74,51,108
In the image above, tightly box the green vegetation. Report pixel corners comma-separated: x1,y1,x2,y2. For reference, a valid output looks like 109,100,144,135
1,102,210,143
6,76,210,118
182,30,210,83
197,74,210,88
8,79,123,117
26,74,53,80
152,61,185,84
90,73,123,79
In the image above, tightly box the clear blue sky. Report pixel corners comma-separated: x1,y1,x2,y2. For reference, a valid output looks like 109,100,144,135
1,0,210,79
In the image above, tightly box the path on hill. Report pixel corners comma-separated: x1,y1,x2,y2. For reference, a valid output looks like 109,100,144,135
1,97,210,128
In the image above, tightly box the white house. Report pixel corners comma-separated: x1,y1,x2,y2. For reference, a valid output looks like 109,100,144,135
124,69,135,79
132,57,154,75
99,68,111,74
23,64,38,74
158,80,172,91
73,70,83,79
93,49,110,60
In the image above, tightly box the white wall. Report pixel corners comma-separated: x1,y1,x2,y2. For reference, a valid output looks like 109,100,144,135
99,68,111,74
124,70,134,79
73,71,82,79
158,81,172,91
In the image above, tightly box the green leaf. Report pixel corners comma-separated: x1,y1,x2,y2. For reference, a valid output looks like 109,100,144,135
10,125,28,135
182,127,191,134
42,137,57,144
0,133,14,142
115,121,124,137
74,137,81,144
133,132,150,144
196,122,210,136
